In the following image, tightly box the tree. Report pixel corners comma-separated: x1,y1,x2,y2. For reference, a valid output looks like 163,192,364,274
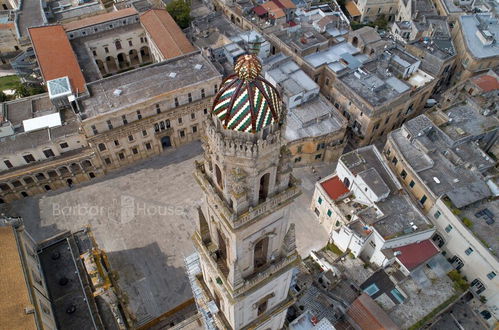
13,83,45,98
166,0,191,29
373,14,388,30
0,91,8,102
14,83,30,98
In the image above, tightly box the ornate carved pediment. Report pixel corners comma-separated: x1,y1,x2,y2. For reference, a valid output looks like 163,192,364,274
228,167,247,197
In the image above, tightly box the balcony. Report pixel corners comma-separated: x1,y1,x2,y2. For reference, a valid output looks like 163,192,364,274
194,161,234,222
193,231,299,297
195,160,301,229
234,181,301,228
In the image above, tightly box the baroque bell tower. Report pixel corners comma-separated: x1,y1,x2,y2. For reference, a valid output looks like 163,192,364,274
187,54,300,330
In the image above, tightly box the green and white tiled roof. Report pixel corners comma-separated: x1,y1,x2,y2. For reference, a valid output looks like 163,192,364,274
211,55,282,133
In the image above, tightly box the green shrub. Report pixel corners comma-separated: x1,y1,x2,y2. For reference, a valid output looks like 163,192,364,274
325,243,343,255
462,217,473,228
448,270,469,291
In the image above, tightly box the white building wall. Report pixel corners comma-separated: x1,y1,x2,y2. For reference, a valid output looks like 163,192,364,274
311,180,338,229
431,198,499,321
363,228,435,266
382,228,435,249
336,160,379,204
332,225,365,256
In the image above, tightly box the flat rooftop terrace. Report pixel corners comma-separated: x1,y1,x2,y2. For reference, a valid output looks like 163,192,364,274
39,235,101,329
390,128,491,208
438,105,499,141
460,14,499,59
393,114,493,208
285,95,345,141
368,194,431,239
80,51,220,118
273,28,328,51
0,106,80,155
340,146,400,193
339,61,410,107
304,41,361,68
459,198,499,258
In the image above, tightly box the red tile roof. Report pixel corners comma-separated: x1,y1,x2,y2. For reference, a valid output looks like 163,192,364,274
64,8,138,31
274,0,296,9
320,176,349,201
393,239,439,271
347,293,400,330
472,74,499,92
261,1,286,19
139,9,195,60
253,5,268,16
29,25,86,93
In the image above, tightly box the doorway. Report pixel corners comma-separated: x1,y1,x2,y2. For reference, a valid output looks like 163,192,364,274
161,136,171,149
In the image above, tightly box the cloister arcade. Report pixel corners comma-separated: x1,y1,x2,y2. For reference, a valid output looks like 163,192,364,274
95,46,151,76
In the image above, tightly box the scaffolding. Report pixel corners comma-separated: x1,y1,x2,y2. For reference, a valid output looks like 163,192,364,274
184,253,218,330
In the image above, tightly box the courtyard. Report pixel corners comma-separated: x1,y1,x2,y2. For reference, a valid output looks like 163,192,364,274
1,141,329,326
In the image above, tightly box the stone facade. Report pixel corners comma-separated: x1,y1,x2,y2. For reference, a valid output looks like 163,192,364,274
78,54,222,171
355,0,397,22
0,96,104,203
309,40,436,147
193,118,299,329
190,55,299,329
287,133,346,165
451,14,499,84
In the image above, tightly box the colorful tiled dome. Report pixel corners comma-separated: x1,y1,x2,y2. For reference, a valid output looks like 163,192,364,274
212,54,282,133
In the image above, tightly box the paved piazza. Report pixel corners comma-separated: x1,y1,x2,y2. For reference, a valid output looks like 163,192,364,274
1,141,329,325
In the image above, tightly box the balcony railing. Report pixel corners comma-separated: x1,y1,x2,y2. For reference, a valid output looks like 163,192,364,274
193,231,298,296
195,161,301,227
234,183,301,228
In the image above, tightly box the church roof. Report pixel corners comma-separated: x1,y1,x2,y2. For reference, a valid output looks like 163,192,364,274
212,54,282,133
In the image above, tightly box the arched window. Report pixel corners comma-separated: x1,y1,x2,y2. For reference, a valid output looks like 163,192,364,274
215,164,223,188
432,233,445,248
82,160,92,168
59,166,69,175
450,255,464,270
0,183,11,191
70,163,81,173
471,279,486,294
343,177,350,188
351,36,359,47
259,173,270,203
254,236,269,269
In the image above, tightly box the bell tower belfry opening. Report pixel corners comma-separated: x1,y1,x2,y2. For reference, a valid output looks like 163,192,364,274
186,54,300,330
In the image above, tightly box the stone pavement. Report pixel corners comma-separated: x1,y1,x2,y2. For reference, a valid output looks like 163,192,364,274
1,141,329,325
